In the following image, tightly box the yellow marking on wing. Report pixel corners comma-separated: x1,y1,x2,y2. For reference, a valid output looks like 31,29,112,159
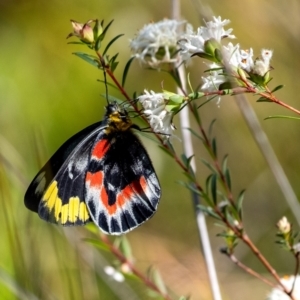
79,202,90,222
68,197,80,223
54,198,62,221
41,181,89,224
61,204,69,224
43,181,58,210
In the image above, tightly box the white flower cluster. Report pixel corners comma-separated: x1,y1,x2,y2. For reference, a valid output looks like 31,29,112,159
201,46,273,92
133,16,273,134
138,90,175,140
266,275,300,300
130,19,186,68
178,16,235,61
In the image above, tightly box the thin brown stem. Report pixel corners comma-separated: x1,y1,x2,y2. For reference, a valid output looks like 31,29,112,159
100,235,173,300
224,252,277,288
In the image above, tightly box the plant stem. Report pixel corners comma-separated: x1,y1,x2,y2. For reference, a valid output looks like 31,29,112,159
171,2,222,300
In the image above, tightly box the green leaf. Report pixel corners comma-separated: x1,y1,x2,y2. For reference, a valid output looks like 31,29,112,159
264,115,300,121
211,137,217,157
256,97,272,102
103,34,124,56
198,205,221,220
109,53,119,72
237,189,245,219
208,119,216,138
101,19,114,41
201,158,217,174
158,145,174,158
122,56,135,87
177,181,203,197
211,173,217,205
67,41,85,45
218,82,232,90
152,268,167,294
225,168,231,191
271,84,284,93
222,154,229,175
191,52,215,60
73,52,99,68
197,95,218,109
186,128,204,142
97,80,118,91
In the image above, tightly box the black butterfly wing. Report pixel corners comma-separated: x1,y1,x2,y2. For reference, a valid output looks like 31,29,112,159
85,130,161,235
24,121,105,225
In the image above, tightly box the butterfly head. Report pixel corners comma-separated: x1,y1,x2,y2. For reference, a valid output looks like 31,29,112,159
105,103,133,133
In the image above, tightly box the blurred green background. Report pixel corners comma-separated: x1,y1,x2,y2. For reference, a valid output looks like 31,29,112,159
1,0,300,299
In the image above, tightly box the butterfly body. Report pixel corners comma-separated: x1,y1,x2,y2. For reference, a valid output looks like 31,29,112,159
25,103,161,235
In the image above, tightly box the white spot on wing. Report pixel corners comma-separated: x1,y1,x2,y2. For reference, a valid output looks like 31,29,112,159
35,171,46,196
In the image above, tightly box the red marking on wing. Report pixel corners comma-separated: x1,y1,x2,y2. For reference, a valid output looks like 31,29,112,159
92,139,110,160
107,176,148,215
86,171,109,203
87,173,149,216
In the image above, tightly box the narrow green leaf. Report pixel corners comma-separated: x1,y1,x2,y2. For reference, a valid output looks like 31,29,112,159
101,19,114,40
264,115,300,121
185,128,204,141
152,269,167,294
111,61,119,72
204,67,223,73
73,52,99,68
201,158,217,174
181,153,188,167
218,82,232,90
208,119,216,137
103,34,124,56
191,52,214,60
198,205,221,220
158,145,174,158
67,41,84,45
97,80,118,91
177,181,203,197
191,102,202,126
95,38,101,52
222,154,229,175
271,84,284,93
211,173,217,205
256,97,272,102
197,95,218,109
212,137,217,157
122,56,135,87
237,189,245,219
225,168,231,191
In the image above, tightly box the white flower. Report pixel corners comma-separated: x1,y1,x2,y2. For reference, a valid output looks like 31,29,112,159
253,49,273,76
130,19,187,68
179,16,235,61
104,266,124,282
138,90,176,140
201,63,226,92
266,275,300,300
222,43,254,72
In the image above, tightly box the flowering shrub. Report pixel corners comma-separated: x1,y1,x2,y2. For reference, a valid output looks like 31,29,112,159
64,15,300,300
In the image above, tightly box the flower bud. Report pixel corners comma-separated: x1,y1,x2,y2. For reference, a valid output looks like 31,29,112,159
67,19,95,44
277,216,291,235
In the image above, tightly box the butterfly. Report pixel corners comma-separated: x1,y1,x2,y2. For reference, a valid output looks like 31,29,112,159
24,103,161,235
